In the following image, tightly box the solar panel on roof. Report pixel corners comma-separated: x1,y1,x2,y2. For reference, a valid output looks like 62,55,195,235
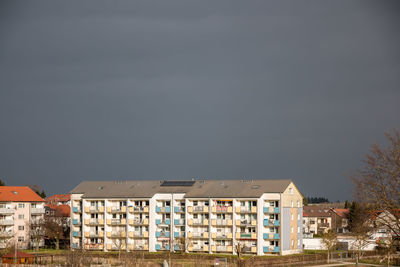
160,181,195,186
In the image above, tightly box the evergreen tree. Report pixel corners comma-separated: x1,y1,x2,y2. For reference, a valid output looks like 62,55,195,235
0,179,5,186
344,200,350,209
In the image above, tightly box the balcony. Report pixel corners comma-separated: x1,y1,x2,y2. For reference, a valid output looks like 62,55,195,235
174,219,185,225
0,220,14,225
72,219,81,225
155,244,170,251
72,231,81,237
193,206,208,213
215,245,232,252
213,206,232,213
214,219,233,226
191,245,208,252
0,208,14,214
156,231,170,238
129,206,149,213
107,219,126,225
129,231,149,238
88,231,104,238
108,231,126,238
263,207,280,213
31,208,45,214
215,232,233,239
191,232,208,239
174,231,185,238
319,222,330,228
107,206,127,213
72,207,81,213
0,231,13,237
240,219,257,226
129,244,149,250
236,206,257,213
85,206,104,213
85,244,104,250
263,233,279,239
192,219,208,226
156,206,171,213
174,206,185,213
263,219,280,226
155,219,170,225
129,218,148,225
88,219,104,225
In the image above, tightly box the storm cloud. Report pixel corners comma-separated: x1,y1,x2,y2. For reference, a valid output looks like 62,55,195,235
1,0,399,200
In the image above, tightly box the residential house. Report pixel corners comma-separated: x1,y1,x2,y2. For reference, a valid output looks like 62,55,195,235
0,186,45,249
303,205,331,235
330,208,349,233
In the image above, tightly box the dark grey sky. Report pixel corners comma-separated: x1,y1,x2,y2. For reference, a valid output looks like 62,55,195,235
1,1,399,200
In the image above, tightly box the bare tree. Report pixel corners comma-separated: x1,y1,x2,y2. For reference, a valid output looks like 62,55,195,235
351,129,400,261
29,217,45,251
175,236,191,253
235,240,247,267
321,230,337,264
111,236,126,262
44,209,69,250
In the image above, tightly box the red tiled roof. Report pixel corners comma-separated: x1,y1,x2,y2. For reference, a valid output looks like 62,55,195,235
45,204,70,217
332,208,349,218
46,194,71,203
0,186,44,202
2,251,35,258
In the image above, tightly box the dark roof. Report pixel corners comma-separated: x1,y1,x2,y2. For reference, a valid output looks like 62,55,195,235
70,179,294,198
303,205,331,217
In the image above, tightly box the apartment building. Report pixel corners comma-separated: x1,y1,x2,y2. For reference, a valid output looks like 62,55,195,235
70,179,303,256
0,186,45,249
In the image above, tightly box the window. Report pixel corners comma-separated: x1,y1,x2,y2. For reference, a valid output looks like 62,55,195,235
18,225,24,230
297,201,300,207
297,239,300,247
297,226,300,233
193,201,198,206
291,227,293,233
291,201,294,207
291,214,294,220
18,236,24,242
291,240,294,247
18,203,25,208
18,214,24,219
298,214,300,220
31,203,37,208
289,188,293,194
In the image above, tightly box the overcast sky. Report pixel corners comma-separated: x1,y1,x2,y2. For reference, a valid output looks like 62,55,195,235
1,1,399,201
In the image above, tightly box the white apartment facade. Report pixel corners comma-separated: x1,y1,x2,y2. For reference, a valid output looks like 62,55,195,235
71,179,303,256
0,186,45,249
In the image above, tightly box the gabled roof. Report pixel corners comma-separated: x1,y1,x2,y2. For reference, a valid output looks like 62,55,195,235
303,205,331,217
0,186,44,202
70,179,294,198
331,208,349,218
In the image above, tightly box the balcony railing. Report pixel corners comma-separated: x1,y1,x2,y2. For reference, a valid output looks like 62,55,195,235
263,207,280,213
215,206,232,212
216,219,232,225
72,207,81,213
156,231,170,238
0,231,13,237
72,219,81,225
156,219,171,225
0,208,14,214
174,219,185,225
0,220,14,225
31,208,45,214
263,246,279,253
89,219,103,225
193,206,207,212
72,231,81,237
174,206,185,213
131,206,148,212
156,207,171,213
155,244,170,250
